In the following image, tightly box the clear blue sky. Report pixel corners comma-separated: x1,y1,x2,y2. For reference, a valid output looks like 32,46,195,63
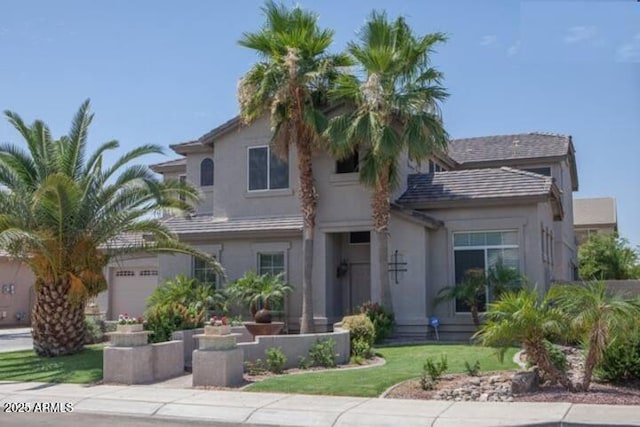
1,0,638,245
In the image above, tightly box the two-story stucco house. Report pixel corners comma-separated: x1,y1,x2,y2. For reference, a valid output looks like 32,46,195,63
134,116,578,340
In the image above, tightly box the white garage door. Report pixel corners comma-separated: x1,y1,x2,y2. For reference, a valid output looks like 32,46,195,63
110,268,159,319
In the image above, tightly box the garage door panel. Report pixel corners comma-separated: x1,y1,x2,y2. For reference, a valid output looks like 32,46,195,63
111,268,159,319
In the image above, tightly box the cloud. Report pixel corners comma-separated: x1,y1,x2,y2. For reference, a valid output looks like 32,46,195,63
564,26,597,44
507,41,520,57
616,33,640,62
479,35,497,46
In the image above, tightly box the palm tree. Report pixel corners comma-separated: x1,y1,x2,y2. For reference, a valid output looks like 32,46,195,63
325,11,449,310
474,288,575,391
0,100,222,356
237,1,351,333
226,271,293,319
435,268,486,327
547,281,640,391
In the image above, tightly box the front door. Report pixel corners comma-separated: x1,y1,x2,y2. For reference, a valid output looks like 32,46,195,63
349,262,371,312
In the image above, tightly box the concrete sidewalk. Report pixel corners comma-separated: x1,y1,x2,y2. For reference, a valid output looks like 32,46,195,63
1,381,639,426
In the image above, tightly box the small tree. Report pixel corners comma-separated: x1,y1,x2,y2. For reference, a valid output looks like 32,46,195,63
226,271,292,318
435,268,486,327
474,288,575,390
547,281,640,391
579,233,640,280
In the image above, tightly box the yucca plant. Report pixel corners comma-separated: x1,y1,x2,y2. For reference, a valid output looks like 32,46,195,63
0,100,222,356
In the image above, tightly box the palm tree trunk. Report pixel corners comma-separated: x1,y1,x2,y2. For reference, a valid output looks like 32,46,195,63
31,279,86,357
470,305,481,328
297,139,316,334
581,336,601,391
372,168,392,310
526,341,576,392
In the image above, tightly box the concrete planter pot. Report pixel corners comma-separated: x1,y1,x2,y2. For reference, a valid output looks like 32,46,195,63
117,324,144,333
204,325,231,336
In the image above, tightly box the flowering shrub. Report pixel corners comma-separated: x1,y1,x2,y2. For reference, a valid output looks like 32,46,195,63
209,315,228,326
118,313,144,325
358,301,394,344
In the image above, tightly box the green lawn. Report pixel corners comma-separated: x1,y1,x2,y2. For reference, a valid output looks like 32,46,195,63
0,344,103,384
247,344,518,397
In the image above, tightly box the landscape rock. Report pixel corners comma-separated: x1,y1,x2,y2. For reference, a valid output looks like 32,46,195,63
512,370,539,394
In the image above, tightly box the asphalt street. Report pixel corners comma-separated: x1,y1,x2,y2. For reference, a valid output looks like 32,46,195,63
0,328,32,353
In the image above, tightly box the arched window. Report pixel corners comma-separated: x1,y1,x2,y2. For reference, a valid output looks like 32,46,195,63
200,158,214,186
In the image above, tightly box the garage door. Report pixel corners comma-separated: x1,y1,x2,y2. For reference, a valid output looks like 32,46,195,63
110,268,159,319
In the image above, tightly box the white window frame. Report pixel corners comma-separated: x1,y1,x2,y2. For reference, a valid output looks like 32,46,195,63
247,145,289,192
193,255,219,288
452,230,520,315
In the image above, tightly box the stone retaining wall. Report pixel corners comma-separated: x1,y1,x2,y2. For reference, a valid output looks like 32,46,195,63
238,328,350,369
103,340,184,384
172,326,252,368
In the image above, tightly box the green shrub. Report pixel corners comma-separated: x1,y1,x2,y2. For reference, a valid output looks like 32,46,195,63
84,318,104,344
423,355,448,382
464,360,481,376
244,358,267,375
297,356,311,370
144,303,204,343
265,347,287,374
359,301,394,343
308,338,337,368
596,333,640,381
526,340,567,373
147,274,227,315
341,314,375,358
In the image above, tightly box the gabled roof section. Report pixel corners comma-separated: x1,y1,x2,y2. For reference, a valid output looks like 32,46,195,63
163,215,303,236
447,132,578,191
573,197,617,228
397,167,563,219
448,132,570,163
390,203,443,229
169,116,241,155
149,158,186,174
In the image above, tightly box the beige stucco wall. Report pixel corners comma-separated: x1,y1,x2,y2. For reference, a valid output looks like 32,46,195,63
0,258,35,326
158,235,304,327
421,203,551,338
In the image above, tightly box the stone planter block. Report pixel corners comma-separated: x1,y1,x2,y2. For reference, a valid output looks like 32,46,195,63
103,345,153,385
117,324,144,333
107,331,151,347
195,333,240,351
192,348,244,387
152,340,185,381
205,325,231,336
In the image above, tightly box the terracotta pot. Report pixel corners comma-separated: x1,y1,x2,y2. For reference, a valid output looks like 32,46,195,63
254,308,272,324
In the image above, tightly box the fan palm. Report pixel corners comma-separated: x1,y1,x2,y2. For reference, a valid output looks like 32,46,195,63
0,100,222,356
547,281,640,391
325,11,449,310
226,271,293,317
474,288,574,390
435,268,486,327
237,1,351,332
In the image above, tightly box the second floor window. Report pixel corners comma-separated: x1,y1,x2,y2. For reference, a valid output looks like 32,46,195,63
200,158,214,186
336,152,359,174
248,146,289,191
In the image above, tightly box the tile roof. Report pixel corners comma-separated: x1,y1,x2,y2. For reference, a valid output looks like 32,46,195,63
397,167,554,205
149,158,186,172
163,215,303,235
103,233,148,249
573,197,617,227
447,133,571,164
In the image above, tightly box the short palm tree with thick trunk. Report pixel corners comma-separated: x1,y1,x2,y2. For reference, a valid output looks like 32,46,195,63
0,100,222,356
547,281,640,391
325,11,449,310
238,1,351,333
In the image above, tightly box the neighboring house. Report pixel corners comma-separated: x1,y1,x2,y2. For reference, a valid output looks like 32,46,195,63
144,119,579,341
0,251,34,326
573,197,618,245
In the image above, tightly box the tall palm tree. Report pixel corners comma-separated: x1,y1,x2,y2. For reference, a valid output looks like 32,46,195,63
474,288,575,391
325,11,449,310
0,100,222,356
547,281,640,391
238,1,351,333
